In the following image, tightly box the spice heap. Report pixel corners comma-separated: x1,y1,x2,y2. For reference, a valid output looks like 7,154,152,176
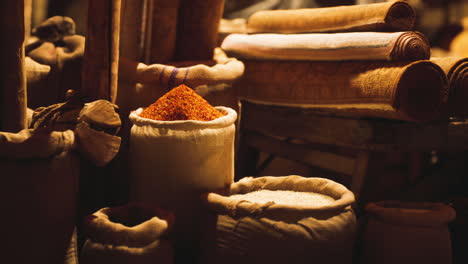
139,84,225,121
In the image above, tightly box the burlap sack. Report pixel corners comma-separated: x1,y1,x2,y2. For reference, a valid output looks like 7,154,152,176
0,129,79,264
360,200,456,264
129,106,237,263
201,175,357,264
81,204,174,264
26,34,84,108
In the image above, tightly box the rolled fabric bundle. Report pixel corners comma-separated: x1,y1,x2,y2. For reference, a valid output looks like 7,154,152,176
236,60,448,122
431,57,468,118
247,1,415,34
221,32,430,61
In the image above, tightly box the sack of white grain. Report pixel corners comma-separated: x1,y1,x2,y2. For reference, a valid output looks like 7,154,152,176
200,175,357,264
80,204,174,264
129,84,237,263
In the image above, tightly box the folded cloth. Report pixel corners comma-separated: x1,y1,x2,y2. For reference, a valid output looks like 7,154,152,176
247,1,415,34
236,60,448,122
431,57,468,118
221,31,430,61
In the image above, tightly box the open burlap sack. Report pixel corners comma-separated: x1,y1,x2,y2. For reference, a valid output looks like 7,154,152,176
81,204,174,264
431,57,468,118
200,175,357,264
222,31,430,61
0,97,121,264
247,0,415,34
236,59,448,122
360,201,456,264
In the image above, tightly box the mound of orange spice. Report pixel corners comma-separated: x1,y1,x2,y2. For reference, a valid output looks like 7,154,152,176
139,84,225,121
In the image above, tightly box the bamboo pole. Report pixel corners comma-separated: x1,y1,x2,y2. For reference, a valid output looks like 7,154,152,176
82,0,121,103
0,0,27,132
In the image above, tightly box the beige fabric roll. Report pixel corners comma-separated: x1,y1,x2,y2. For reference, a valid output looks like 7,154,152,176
247,1,415,34
431,57,468,118
222,31,430,61
236,60,448,122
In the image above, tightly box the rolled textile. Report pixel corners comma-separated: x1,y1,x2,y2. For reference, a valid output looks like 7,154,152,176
221,32,430,61
247,1,415,34
236,60,448,122
431,57,468,117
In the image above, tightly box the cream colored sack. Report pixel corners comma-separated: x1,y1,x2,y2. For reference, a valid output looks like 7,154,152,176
129,106,237,262
129,106,237,204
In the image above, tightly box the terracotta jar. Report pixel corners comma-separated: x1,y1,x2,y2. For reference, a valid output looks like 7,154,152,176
360,200,456,264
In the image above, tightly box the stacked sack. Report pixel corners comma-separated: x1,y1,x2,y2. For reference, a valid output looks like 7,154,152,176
221,1,468,122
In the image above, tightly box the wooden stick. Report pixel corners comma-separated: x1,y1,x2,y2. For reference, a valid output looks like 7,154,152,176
82,0,121,103
0,0,27,132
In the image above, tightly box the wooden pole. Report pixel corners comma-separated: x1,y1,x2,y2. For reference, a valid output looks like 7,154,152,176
0,0,27,132
175,0,224,61
82,0,121,103
120,0,145,61
147,0,180,64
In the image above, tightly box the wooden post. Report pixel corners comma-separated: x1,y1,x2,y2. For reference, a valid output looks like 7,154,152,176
0,0,27,132
120,0,145,61
82,0,121,103
175,0,224,61
146,0,180,64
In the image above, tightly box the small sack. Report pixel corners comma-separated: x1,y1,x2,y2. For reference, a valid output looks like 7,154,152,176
201,175,357,264
81,204,174,264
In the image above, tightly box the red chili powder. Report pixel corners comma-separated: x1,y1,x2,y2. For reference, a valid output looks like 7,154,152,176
139,84,225,121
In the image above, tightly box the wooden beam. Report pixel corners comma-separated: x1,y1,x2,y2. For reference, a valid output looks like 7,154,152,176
244,131,357,176
82,0,121,103
0,0,27,132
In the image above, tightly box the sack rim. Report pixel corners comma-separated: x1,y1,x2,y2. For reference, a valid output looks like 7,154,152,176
203,175,355,218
